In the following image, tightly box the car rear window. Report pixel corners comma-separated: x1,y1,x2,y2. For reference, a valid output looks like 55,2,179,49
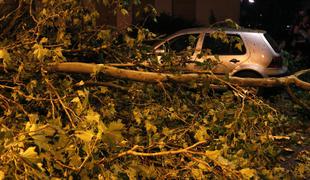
263,33,281,53
202,34,246,55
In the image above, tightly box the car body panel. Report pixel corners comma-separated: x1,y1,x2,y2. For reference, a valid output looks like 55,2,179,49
153,27,287,77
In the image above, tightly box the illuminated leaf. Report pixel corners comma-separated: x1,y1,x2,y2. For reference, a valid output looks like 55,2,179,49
28,113,39,124
40,37,48,44
240,168,257,179
85,109,100,123
121,9,128,15
53,47,65,60
124,35,135,48
205,150,221,160
194,126,209,141
224,122,234,129
108,120,124,131
191,168,203,179
20,147,39,162
0,49,11,69
77,90,86,97
235,42,243,51
137,29,145,43
97,121,107,138
145,120,157,134
102,120,124,144
75,130,94,142
37,163,45,172
0,170,4,180
33,44,50,61
27,124,51,150
97,30,111,40
99,87,109,94
69,155,82,167
133,107,142,125
83,14,92,23
71,97,83,115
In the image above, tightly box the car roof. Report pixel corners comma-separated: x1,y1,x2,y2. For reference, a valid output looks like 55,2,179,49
173,27,266,34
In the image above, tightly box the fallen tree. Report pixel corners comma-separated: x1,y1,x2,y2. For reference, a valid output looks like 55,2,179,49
49,62,310,90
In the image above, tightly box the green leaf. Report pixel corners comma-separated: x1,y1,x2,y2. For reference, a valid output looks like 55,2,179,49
75,130,94,142
71,97,83,115
27,123,51,150
20,147,39,162
33,44,50,61
85,109,100,124
108,120,124,131
145,120,157,134
102,120,124,144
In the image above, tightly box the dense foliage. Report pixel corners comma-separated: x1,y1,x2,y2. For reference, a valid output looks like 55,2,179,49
0,0,309,179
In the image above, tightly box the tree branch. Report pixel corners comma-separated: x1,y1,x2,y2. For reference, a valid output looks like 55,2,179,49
48,62,310,90
285,86,310,111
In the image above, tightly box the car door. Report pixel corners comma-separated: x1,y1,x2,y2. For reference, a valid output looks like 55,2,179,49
195,32,249,75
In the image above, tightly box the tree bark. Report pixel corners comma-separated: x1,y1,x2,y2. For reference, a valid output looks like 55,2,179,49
48,62,310,90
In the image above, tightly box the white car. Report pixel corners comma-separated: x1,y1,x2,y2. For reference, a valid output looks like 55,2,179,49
153,27,288,78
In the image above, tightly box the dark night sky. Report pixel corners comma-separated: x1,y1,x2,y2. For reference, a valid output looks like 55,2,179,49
240,0,310,39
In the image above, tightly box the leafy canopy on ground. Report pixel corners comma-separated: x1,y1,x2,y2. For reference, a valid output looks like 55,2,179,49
0,0,309,179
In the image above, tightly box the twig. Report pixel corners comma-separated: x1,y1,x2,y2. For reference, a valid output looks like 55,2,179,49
75,81,128,91
55,137,99,172
285,86,310,111
1,0,25,36
157,81,172,103
0,94,27,115
236,96,246,119
97,141,207,164
45,79,76,127
49,93,56,120
29,0,38,24
55,160,78,171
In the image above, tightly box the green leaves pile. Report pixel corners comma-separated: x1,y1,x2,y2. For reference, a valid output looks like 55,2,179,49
0,79,286,179
0,0,308,179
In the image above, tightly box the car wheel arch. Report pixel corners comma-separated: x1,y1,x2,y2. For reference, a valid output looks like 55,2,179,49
230,64,267,78
231,69,264,78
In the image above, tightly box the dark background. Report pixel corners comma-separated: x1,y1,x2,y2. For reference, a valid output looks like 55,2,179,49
240,0,310,40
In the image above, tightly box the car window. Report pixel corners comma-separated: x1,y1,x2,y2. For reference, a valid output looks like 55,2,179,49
202,34,246,55
263,33,281,53
166,34,199,53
